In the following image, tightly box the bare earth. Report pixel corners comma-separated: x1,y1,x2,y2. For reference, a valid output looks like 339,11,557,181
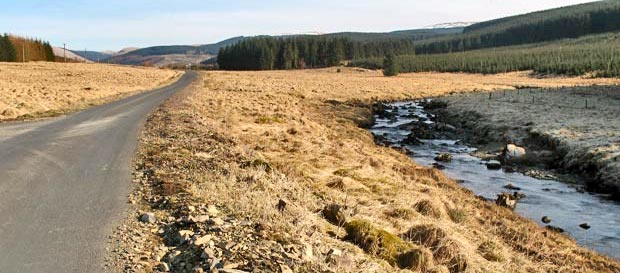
114,68,620,273
436,86,620,196
0,62,181,121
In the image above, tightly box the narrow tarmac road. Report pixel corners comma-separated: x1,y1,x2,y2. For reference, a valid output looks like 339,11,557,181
0,71,197,273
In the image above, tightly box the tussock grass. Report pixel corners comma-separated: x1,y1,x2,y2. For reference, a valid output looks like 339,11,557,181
384,208,416,220
0,62,180,121
414,200,443,218
447,208,467,224
403,224,447,248
134,68,620,272
478,240,506,262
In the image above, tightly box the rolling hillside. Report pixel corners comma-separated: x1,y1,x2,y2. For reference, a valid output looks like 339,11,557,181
70,50,112,62
353,31,620,76
104,36,245,66
52,47,91,62
320,26,465,42
104,27,466,67
416,0,620,54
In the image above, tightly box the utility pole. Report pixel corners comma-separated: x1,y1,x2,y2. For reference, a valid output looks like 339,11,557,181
63,43,66,63
22,43,25,62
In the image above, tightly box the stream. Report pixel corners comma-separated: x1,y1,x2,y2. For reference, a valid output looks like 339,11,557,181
370,100,620,259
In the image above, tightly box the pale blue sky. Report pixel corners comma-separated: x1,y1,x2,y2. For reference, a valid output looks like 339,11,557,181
0,0,599,51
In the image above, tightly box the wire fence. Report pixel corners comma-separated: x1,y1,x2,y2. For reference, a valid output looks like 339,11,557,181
462,86,620,111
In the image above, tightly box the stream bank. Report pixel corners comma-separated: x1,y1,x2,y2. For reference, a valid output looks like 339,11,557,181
430,86,620,199
370,98,620,258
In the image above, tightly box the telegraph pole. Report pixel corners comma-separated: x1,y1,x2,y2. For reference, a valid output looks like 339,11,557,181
63,43,66,63
22,43,25,62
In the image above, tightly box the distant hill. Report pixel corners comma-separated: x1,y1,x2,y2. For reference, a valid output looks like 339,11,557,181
416,0,620,54
115,47,140,56
70,50,111,62
52,47,91,62
322,27,464,42
104,36,245,66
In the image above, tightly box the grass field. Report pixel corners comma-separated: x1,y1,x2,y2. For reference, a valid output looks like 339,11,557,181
0,62,181,121
122,68,620,272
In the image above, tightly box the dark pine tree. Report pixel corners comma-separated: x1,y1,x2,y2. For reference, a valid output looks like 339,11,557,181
383,53,399,77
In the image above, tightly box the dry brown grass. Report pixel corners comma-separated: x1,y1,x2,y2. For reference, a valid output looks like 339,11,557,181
0,62,181,121
135,67,620,272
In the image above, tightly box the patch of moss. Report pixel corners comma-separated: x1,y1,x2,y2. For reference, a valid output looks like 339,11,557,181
344,220,413,265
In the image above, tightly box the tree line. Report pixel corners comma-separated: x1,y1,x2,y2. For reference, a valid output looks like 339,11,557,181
0,34,17,61
0,34,55,62
415,1,620,54
217,36,415,70
352,32,620,77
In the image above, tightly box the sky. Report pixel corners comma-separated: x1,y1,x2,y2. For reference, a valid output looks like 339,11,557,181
0,0,600,51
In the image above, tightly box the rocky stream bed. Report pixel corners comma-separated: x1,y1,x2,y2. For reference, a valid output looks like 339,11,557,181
370,100,620,259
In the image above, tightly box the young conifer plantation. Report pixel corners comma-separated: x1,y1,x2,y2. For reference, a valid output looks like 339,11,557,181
415,0,620,54
352,32,620,77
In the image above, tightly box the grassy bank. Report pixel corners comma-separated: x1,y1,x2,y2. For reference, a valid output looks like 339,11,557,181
432,86,620,197
115,68,620,272
0,62,181,121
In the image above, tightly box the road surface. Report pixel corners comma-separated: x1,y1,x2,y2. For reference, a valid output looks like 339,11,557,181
0,71,197,272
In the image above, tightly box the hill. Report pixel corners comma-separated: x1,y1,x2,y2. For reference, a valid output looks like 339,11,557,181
105,27,465,67
104,37,245,66
70,50,112,62
52,47,91,62
416,0,620,54
352,31,620,77
321,26,464,42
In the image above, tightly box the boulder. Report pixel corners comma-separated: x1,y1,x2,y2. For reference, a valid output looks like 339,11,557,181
495,192,517,210
175,230,195,245
486,160,502,170
503,184,521,191
194,235,212,246
434,153,453,162
140,212,157,223
546,225,565,233
503,144,526,161
402,133,423,146
512,192,526,200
